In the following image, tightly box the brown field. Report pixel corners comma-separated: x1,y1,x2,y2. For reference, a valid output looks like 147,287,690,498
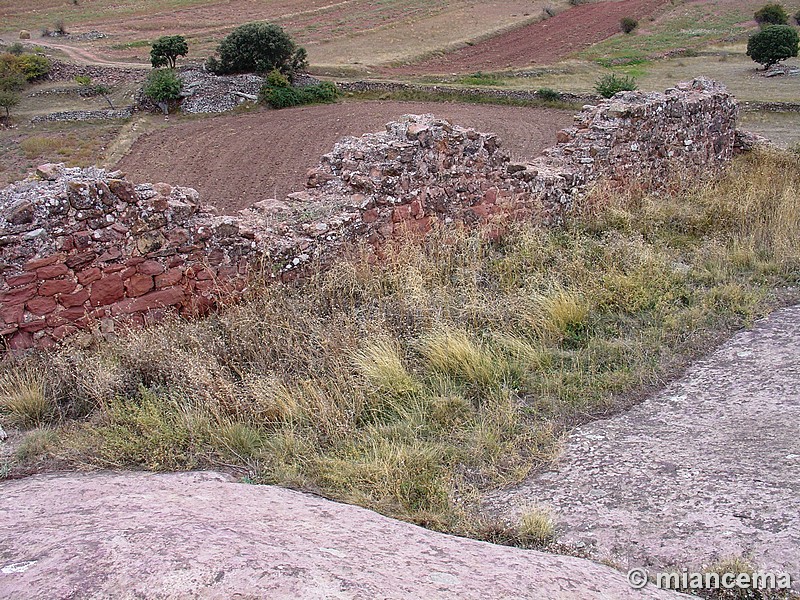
0,0,564,71
387,0,668,74
116,101,574,214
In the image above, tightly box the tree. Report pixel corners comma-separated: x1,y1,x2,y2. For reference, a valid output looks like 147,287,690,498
207,22,308,76
150,35,188,69
75,75,115,108
143,68,182,113
0,90,19,119
754,3,789,25
746,24,799,68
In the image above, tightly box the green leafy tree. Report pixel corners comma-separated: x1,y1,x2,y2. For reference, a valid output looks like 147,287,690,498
150,35,188,69
754,3,789,25
0,66,26,119
746,24,799,68
0,90,20,119
207,22,308,76
143,68,182,113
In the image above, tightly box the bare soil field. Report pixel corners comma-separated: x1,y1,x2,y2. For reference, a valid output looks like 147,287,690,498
116,101,574,214
1,0,560,70
387,0,668,75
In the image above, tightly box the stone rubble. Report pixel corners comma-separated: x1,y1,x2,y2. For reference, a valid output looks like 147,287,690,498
30,108,133,124
177,68,265,114
0,78,751,349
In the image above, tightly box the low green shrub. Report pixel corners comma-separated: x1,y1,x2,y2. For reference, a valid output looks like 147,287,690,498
143,68,182,103
595,73,637,98
537,87,560,102
259,81,338,109
621,17,638,33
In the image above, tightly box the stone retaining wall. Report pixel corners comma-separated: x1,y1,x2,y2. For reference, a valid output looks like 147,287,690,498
336,80,597,104
0,78,744,350
30,107,134,124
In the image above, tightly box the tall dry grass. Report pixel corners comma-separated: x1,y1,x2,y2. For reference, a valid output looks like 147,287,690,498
1,149,798,541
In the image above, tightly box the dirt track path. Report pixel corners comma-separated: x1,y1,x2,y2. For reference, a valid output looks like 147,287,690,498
487,304,800,585
1,36,149,69
0,470,685,599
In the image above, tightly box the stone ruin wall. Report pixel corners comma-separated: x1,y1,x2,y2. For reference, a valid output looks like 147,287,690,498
0,78,746,350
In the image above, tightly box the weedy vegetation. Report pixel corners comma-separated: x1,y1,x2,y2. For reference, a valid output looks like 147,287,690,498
1,149,798,545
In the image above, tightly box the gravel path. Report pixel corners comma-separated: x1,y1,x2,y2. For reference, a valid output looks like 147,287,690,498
487,304,800,588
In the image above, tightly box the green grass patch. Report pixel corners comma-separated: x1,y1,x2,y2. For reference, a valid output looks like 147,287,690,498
457,71,507,87
109,39,152,50
583,6,753,65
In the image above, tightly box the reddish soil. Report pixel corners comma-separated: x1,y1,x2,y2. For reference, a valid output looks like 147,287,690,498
117,101,574,214
388,0,668,74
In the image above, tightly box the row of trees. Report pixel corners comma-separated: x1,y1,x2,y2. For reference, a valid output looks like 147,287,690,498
146,23,308,75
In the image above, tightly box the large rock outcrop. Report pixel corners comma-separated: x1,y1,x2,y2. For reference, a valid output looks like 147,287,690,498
0,470,686,599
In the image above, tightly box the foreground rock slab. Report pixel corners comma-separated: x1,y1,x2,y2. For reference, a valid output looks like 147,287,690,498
0,471,683,599
488,304,800,584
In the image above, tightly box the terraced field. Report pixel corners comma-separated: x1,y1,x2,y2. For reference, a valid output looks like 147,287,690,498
116,101,574,214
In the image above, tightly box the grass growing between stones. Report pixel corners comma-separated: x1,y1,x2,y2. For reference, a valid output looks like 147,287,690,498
1,149,799,545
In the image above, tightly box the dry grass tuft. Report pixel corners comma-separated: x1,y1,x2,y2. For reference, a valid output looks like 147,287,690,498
518,505,557,546
0,370,56,428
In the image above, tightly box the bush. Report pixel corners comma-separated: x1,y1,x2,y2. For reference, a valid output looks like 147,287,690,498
53,19,67,35
747,24,799,68
0,52,50,82
17,54,50,80
795,10,800,25
150,35,188,69
537,87,560,102
208,22,308,76
8,42,24,56
259,81,338,109
594,73,637,98
143,68,182,112
260,85,302,108
266,68,290,87
754,3,789,25
620,17,638,33
303,81,338,103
